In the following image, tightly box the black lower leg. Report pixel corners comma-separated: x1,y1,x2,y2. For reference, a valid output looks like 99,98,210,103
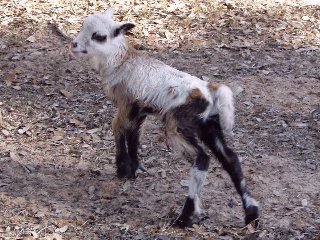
175,130,210,228
116,134,133,178
126,128,140,177
175,197,195,228
125,102,148,178
199,116,259,226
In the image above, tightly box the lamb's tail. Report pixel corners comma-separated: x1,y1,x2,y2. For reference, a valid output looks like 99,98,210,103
205,83,234,135
216,85,234,134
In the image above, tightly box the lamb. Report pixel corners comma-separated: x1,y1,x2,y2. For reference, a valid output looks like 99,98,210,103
70,8,259,228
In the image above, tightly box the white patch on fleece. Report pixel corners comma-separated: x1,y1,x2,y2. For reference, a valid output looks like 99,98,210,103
243,193,259,208
215,85,234,134
108,59,213,115
240,179,246,192
215,138,227,157
193,195,201,215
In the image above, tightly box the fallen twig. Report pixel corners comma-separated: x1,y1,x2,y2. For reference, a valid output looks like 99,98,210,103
48,21,71,41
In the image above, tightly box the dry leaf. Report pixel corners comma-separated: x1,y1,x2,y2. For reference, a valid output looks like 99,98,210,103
69,118,81,125
18,125,31,134
3,72,16,82
45,80,54,85
290,122,308,128
0,111,4,127
1,129,10,136
9,151,19,161
87,128,101,134
50,233,63,240
27,35,36,42
52,130,66,141
60,89,74,98
54,130,66,137
12,85,22,90
54,220,70,228
55,225,68,233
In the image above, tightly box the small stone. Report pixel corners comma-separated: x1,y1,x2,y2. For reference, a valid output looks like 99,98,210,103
180,180,189,187
255,117,262,122
88,185,95,195
160,170,166,178
11,54,20,60
51,233,63,240
243,101,253,107
301,199,308,207
202,76,210,81
273,190,281,197
232,85,244,96
24,165,36,173
302,16,310,21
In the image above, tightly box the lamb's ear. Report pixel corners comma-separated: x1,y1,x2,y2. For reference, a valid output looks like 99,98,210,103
104,8,115,19
114,23,135,37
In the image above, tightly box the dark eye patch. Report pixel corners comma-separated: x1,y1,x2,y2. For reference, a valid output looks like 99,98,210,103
91,32,107,42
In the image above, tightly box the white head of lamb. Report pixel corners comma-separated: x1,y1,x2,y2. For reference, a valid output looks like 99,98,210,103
70,8,134,63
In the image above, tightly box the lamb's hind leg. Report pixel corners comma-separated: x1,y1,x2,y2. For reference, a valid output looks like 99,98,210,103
176,144,210,228
167,123,210,228
199,115,259,227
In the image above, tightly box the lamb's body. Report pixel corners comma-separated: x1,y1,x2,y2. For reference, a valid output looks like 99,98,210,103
70,9,259,229
97,48,234,133
109,52,212,110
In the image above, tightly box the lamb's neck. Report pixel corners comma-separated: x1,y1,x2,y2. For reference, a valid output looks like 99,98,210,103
100,51,129,77
98,46,137,88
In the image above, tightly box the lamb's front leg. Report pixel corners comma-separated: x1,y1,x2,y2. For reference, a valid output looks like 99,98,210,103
126,105,148,177
112,103,148,179
112,111,134,179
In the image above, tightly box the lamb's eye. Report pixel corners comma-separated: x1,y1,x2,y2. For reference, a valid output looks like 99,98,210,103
91,32,107,42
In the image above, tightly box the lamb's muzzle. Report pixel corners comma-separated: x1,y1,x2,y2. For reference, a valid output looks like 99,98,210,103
70,8,260,229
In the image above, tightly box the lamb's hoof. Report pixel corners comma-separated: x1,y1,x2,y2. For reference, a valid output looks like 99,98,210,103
173,215,193,229
117,164,136,179
194,214,210,225
245,205,260,229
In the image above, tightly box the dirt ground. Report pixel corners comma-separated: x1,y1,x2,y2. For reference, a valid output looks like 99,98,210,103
0,1,319,239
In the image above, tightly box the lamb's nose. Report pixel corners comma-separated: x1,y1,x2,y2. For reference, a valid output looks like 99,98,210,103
71,42,78,48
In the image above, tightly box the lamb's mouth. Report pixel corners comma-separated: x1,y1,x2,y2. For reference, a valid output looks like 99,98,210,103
69,44,88,57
